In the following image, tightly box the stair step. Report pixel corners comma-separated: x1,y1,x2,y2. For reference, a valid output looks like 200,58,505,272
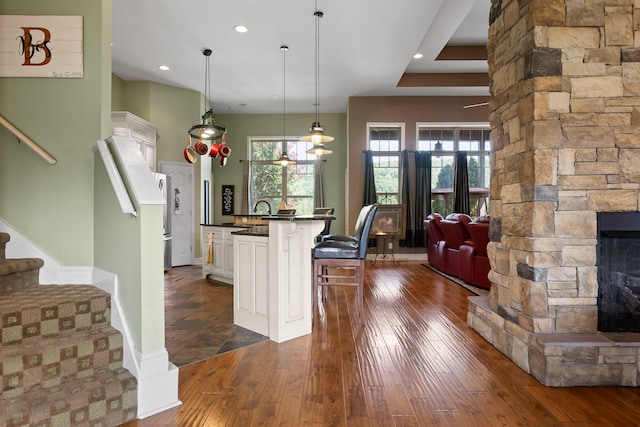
1,366,137,427
0,285,111,346
1,324,125,399
0,258,44,295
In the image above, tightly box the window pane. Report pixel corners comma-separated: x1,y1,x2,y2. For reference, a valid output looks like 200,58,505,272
288,164,314,197
252,140,279,161
251,164,283,198
370,127,400,151
417,128,454,151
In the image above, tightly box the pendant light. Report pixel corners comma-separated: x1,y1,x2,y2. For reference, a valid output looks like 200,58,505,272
302,2,334,154
274,45,295,166
188,49,226,143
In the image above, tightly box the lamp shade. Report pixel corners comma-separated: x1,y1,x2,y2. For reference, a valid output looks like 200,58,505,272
306,143,333,156
274,152,294,166
299,121,334,144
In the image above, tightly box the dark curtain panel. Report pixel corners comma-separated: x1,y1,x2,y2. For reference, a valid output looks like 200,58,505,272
314,158,325,208
413,151,431,247
453,151,470,215
401,151,431,247
400,150,413,246
363,150,377,205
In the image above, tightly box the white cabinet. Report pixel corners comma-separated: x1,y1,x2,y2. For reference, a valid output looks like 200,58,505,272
202,225,245,284
233,234,269,335
111,111,158,171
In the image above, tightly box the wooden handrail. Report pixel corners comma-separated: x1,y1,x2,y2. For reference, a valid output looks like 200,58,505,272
0,114,57,165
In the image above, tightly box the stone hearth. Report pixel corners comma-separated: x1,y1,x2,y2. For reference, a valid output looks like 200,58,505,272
468,0,640,386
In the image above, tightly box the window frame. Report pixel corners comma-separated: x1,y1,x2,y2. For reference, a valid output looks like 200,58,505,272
247,136,316,213
416,123,491,217
366,122,405,205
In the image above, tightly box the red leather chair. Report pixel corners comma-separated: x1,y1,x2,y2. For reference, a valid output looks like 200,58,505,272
460,215,491,289
424,213,446,271
438,213,472,278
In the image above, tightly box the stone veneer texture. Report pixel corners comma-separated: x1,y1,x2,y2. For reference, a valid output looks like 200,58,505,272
468,0,640,386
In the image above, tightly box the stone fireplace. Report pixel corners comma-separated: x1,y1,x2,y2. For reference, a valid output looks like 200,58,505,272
467,0,640,386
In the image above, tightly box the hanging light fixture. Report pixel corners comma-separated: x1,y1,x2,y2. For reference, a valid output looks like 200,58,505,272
302,2,334,154
274,45,296,166
307,143,332,156
188,49,226,143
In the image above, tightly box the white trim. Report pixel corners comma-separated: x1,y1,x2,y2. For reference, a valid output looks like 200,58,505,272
416,122,490,128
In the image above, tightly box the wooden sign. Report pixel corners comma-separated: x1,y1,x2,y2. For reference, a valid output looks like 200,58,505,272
0,15,83,78
222,185,234,215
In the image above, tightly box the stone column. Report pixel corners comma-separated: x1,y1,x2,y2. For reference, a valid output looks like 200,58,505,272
469,0,640,385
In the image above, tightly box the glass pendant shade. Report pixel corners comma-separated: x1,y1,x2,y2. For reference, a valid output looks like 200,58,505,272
299,121,334,144
306,143,332,156
274,151,294,166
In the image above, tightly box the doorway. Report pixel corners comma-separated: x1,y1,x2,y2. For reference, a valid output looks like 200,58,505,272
160,161,194,266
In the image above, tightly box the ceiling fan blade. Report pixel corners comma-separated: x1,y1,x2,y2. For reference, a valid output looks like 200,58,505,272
463,102,489,109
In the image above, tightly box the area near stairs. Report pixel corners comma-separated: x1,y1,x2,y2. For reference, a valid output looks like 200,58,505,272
0,232,137,426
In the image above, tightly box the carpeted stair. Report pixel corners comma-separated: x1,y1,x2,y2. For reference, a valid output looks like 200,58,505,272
0,232,137,426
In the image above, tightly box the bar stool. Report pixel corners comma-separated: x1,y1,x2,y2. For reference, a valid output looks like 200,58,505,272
313,207,334,241
312,204,377,318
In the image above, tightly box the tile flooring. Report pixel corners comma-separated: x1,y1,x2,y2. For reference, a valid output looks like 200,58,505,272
163,265,267,366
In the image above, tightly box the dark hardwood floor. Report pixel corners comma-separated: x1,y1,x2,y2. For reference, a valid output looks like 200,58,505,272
123,262,640,426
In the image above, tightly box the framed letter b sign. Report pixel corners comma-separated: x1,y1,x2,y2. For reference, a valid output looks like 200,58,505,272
0,15,83,78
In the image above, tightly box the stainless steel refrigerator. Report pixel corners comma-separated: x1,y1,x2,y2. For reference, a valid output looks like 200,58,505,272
153,172,172,271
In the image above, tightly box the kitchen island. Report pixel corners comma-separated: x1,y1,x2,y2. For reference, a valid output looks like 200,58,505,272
232,215,330,343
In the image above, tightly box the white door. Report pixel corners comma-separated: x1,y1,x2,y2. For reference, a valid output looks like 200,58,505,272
160,162,194,266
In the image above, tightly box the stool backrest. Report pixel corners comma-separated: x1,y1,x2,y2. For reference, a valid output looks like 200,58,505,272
356,204,378,259
313,207,334,237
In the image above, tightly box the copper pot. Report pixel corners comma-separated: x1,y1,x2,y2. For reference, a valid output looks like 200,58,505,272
184,136,197,163
209,143,220,158
194,140,209,156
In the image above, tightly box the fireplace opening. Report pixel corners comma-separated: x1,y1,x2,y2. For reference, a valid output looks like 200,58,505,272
597,212,640,332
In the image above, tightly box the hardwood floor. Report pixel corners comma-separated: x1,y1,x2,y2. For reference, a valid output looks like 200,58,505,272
122,262,640,426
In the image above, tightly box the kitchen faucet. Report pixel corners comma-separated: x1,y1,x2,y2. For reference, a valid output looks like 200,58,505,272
253,199,272,215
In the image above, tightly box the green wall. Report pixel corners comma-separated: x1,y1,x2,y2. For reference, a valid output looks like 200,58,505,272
0,0,111,266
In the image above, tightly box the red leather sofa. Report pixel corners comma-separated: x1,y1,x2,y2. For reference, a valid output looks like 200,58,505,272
425,213,491,289
459,215,491,289
438,213,473,277
424,213,446,271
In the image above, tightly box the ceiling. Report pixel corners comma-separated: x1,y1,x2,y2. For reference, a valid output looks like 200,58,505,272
111,0,490,115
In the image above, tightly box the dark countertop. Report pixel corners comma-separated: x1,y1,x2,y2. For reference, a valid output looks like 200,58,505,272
260,214,335,221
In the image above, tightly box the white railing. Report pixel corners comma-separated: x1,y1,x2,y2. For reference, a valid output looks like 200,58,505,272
0,114,57,165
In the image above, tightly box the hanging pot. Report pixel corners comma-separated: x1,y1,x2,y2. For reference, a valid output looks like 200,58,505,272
194,140,209,156
209,142,220,158
184,136,197,163
219,143,231,158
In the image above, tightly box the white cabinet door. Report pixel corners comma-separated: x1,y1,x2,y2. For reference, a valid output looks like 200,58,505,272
234,235,269,335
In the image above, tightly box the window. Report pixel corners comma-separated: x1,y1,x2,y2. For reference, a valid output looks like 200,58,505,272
418,125,491,217
367,124,403,204
249,138,316,214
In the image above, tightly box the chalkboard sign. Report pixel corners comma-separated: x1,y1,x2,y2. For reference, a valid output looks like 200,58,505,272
222,185,234,215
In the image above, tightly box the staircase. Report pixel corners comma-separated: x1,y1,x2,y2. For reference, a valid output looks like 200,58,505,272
0,232,137,426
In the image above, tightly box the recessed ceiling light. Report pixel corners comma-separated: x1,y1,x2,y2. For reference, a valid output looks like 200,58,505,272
235,25,248,33
158,65,170,71
413,53,423,59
